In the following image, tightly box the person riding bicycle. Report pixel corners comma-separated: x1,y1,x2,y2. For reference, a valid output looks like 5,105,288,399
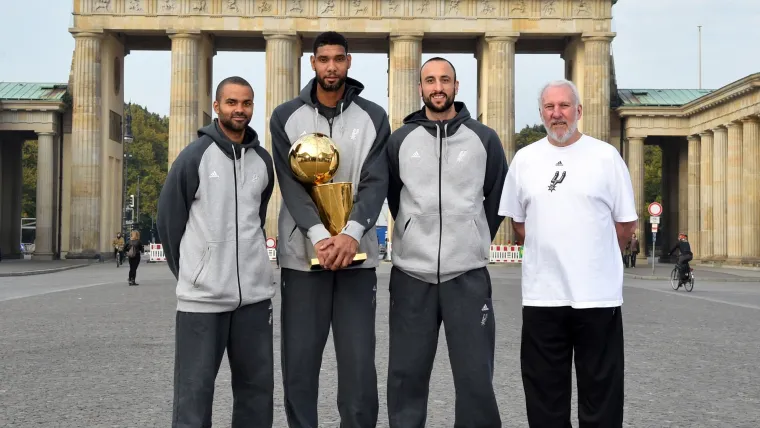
668,233,693,280
112,232,125,266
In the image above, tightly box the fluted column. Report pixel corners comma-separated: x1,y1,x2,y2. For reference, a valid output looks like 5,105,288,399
581,33,615,143
726,122,743,262
699,131,714,260
389,33,422,132
264,31,299,239
34,132,56,259
168,31,201,167
69,31,103,257
484,33,518,245
628,137,646,259
741,116,760,261
712,126,728,261
687,135,701,258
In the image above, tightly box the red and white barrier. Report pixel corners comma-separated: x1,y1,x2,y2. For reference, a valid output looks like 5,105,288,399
149,243,166,262
489,245,523,263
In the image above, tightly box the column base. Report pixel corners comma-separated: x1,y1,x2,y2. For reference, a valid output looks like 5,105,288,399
740,257,760,267
725,257,743,265
32,252,55,260
65,251,103,261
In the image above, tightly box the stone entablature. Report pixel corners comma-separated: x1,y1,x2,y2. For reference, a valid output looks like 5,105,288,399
76,0,611,21
618,74,760,138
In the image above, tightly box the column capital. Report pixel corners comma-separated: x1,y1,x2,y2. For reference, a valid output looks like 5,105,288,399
741,115,760,124
712,125,727,133
36,131,56,137
167,30,202,40
726,121,743,129
699,130,713,137
581,32,616,42
484,32,519,43
263,31,299,41
69,29,104,39
389,32,424,41
627,136,646,143
687,134,700,142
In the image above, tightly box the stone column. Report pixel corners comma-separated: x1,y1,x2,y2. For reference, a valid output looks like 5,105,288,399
264,31,299,239
389,33,422,132
34,132,56,259
69,31,103,257
687,135,701,258
484,33,518,244
699,131,714,260
0,138,23,258
712,126,728,261
741,116,760,262
628,137,646,260
168,31,201,168
581,33,615,143
726,122,743,262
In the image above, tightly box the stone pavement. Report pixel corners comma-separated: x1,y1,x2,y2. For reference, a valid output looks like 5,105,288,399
1,261,760,427
0,259,92,277
624,262,760,281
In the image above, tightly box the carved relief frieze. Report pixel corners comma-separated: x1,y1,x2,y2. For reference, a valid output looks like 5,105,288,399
478,0,497,17
319,0,337,16
541,0,558,17
574,0,593,17
446,0,463,16
385,0,403,16
286,0,304,14
509,0,529,17
224,0,240,14
350,0,369,16
126,0,143,12
159,0,177,13
192,0,208,13
93,0,112,12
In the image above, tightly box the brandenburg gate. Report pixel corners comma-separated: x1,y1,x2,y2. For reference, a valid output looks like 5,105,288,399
64,0,618,258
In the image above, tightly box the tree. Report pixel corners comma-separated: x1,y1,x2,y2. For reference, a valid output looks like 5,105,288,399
515,124,547,151
643,145,662,222
124,103,169,234
21,140,38,218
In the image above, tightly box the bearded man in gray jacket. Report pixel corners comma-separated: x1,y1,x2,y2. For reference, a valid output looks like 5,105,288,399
157,76,276,428
385,57,507,428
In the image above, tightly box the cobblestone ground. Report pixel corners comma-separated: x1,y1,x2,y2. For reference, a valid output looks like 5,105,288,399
1,261,759,427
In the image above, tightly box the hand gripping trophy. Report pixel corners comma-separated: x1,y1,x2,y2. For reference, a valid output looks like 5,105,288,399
289,132,367,270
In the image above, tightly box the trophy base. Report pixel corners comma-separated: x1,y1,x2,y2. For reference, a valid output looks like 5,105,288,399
310,253,368,271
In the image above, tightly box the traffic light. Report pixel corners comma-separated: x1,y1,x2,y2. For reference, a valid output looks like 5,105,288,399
129,194,135,208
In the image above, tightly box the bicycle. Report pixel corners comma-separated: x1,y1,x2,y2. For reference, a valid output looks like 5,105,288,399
670,263,694,292
115,248,124,267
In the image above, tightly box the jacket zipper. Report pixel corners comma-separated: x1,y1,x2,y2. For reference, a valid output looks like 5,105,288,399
437,125,443,284
232,146,243,308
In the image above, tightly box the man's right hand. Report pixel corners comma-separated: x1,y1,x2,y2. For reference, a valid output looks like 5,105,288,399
314,239,335,267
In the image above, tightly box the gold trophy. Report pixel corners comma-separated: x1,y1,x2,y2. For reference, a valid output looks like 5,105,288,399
289,132,367,270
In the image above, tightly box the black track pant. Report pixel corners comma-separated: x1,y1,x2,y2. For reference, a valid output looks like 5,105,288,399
387,266,500,428
280,267,378,428
521,306,624,428
172,300,274,428
128,255,140,282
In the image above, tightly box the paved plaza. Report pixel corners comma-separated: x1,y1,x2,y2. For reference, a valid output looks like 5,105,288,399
1,261,759,427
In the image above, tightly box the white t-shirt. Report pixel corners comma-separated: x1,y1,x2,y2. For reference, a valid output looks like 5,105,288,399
498,135,638,308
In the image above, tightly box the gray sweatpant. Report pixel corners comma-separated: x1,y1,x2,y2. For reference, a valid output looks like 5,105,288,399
386,266,501,428
172,299,274,428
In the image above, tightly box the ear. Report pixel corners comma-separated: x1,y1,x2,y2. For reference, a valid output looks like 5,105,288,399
454,80,459,96
310,55,316,71
418,82,423,99
346,53,352,70
213,100,221,115
576,103,583,120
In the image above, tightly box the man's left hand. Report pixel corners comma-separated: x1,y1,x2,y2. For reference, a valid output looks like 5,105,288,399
325,234,359,271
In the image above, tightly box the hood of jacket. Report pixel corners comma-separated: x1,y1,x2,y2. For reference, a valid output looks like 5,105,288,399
197,119,261,160
402,101,472,160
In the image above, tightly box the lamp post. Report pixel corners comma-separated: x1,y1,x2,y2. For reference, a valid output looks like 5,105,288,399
122,103,134,235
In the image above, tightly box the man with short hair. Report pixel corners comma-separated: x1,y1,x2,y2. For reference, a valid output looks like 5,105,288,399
499,79,637,427
157,76,276,427
385,56,507,428
270,31,390,427
668,233,693,280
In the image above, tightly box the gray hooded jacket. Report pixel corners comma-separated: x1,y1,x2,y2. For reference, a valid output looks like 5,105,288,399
270,77,390,271
387,103,508,284
157,120,275,312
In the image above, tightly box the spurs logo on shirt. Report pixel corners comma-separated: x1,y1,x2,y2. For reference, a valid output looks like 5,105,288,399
548,171,566,192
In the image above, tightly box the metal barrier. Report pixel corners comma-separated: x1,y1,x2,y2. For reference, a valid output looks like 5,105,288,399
489,245,523,263
149,243,166,262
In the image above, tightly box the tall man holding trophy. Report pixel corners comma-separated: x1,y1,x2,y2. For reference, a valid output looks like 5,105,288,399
269,32,391,428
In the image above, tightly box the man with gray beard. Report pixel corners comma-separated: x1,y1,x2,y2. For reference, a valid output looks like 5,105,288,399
499,79,637,427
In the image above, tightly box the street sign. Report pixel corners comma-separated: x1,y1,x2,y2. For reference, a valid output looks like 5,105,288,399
648,202,663,216
266,238,276,249
652,224,659,233
650,216,660,224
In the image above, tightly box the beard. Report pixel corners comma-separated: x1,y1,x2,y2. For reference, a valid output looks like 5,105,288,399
544,118,578,144
423,91,455,113
220,113,250,132
316,73,346,92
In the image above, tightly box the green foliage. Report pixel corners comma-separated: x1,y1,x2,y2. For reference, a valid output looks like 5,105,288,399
21,140,38,218
124,103,169,229
644,145,662,221
515,124,547,150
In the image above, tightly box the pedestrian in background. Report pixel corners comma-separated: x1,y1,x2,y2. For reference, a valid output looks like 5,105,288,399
124,230,144,286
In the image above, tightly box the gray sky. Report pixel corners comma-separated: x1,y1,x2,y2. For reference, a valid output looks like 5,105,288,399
1,0,759,135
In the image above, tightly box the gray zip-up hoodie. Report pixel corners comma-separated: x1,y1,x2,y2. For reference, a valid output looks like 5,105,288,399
387,102,508,284
157,120,275,312
270,77,390,271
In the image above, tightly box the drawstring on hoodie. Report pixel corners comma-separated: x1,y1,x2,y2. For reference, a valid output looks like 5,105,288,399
232,144,245,184
313,102,346,137
435,123,450,162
